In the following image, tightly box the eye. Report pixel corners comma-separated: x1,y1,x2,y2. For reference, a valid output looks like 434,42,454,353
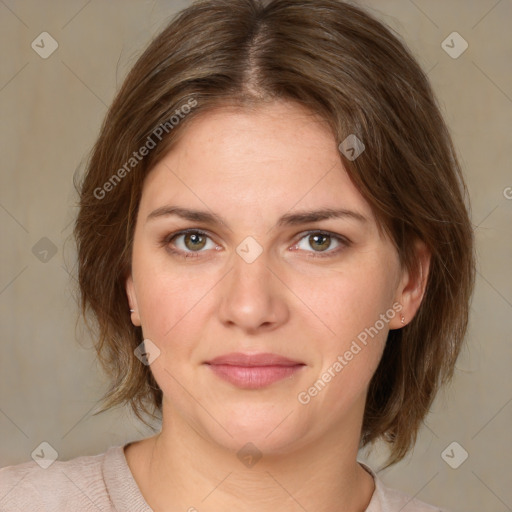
292,231,349,258
162,229,349,260
164,229,218,258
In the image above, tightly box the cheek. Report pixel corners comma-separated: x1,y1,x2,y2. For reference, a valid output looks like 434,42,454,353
290,253,397,344
291,252,397,400
135,266,212,344
133,266,216,399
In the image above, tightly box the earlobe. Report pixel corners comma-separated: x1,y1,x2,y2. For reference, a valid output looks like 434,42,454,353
125,274,142,327
391,239,431,329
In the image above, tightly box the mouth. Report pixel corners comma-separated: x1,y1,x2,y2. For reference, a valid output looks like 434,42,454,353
204,352,306,389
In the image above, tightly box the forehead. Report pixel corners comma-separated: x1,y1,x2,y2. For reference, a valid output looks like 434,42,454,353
138,102,375,225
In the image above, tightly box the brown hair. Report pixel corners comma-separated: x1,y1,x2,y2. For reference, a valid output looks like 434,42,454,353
74,0,475,467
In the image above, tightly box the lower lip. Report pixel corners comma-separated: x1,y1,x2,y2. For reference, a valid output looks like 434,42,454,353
206,364,304,389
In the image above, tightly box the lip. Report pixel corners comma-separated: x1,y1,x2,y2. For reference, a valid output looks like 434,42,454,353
204,352,305,389
206,352,303,367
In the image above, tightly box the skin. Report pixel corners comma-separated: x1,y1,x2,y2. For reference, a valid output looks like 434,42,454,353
124,101,430,512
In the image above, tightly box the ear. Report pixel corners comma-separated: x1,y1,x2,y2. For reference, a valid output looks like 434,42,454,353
390,239,431,329
125,273,141,327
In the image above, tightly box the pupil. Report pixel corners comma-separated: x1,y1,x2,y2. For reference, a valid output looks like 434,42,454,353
311,234,329,251
187,233,205,250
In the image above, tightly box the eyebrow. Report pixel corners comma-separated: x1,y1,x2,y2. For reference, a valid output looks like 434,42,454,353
146,205,368,227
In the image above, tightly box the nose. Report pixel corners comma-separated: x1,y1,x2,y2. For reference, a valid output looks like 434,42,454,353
217,246,290,334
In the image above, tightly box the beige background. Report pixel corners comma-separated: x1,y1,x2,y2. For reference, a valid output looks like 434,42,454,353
0,1,511,511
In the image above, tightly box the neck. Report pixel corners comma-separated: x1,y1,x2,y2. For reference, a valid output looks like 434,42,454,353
130,404,375,512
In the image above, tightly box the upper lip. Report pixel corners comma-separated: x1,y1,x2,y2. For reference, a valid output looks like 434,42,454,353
205,352,304,367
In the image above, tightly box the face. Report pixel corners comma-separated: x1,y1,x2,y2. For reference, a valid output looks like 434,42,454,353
126,101,412,454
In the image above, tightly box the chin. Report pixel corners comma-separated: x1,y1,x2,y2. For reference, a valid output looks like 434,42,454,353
200,401,314,457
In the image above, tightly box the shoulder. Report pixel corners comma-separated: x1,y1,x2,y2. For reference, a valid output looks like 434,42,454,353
0,446,119,512
360,462,451,512
375,483,448,512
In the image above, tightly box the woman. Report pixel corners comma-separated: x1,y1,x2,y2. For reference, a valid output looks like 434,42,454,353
0,0,475,510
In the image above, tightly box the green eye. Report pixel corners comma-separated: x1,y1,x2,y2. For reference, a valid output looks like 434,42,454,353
162,229,349,260
293,231,348,257
164,229,215,259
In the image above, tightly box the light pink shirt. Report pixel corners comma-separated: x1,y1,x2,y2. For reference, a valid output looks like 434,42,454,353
0,444,447,511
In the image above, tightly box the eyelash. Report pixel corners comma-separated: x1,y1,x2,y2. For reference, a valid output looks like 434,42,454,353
160,228,350,260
